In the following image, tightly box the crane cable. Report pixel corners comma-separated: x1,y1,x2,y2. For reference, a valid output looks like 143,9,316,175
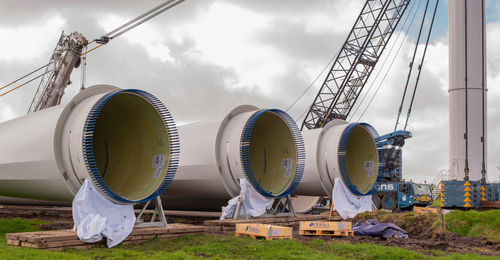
293,0,422,123
0,43,100,97
80,45,88,91
403,0,440,131
0,72,51,97
393,0,431,131
354,0,425,122
481,0,487,183
78,0,184,57
0,62,53,93
348,0,422,121
293,53,346,123
464,0,470,180
91,0,185,48
286,49,340,114
0,0,185,98
81,42,104,56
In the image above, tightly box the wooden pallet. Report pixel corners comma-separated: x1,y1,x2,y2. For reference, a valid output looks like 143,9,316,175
298,221,354,237
299,229,354,236
235,223,292,240
6,223,206,251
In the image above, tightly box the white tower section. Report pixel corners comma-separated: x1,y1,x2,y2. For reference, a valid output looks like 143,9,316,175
449,0,487,181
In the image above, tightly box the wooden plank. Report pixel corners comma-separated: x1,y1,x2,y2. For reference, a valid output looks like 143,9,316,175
162,210,221,218
203,226,222,233
17,231,204,250
5,231,48,241
19,241,47,249
222,226,235,231
13,233,48,243
45,239,90,248
7,230,73,243
7,239,21,246
121,233,197,246
6,224,207,250
27,230,77,243
125,234,170,241
129,225,204,236
21,238,93,249
204,214,327,227
129,227,172,236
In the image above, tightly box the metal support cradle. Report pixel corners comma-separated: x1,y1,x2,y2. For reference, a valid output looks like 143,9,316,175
135,196,168,228
232,195,296,219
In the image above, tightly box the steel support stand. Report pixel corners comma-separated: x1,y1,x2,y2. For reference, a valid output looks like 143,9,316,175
232,195,297,219
135,196,168,228
261,195,296,218
233,196,249,219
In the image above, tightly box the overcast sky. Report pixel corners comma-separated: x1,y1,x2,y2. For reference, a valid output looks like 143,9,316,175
1,0,499,183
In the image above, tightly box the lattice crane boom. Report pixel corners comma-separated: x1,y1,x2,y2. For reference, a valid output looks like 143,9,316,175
26,0,185,114
301,0,411,130
28,32,88,113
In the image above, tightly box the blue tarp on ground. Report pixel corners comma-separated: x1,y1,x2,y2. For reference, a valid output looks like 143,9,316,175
353,219,409,239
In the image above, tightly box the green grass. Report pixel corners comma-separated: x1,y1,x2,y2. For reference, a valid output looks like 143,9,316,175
0,218,498,259
0,218,47,240
445,210,500,242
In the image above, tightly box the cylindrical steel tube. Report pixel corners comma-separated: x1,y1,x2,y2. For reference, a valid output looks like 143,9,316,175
294,120,379,196
449,0,487,181
162,105,305,210
0,85,179,205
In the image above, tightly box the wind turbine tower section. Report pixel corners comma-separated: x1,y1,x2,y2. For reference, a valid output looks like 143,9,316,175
449,0,487,182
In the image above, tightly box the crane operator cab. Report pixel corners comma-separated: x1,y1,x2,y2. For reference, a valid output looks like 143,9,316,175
412,183,433,206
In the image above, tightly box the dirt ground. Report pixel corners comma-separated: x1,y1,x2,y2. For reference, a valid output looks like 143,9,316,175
351,210,500,256
298,210,500,256
0,205,74,230
296,232,500,256
2,205,499,256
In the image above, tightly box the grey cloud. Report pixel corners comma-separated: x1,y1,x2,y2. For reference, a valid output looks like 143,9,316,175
217,0,360,18
255,19,342,63
1,0,500,184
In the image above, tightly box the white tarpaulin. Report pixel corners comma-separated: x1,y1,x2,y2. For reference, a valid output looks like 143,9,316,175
220,179,274,219
72,179,136,248
332,178,374,219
